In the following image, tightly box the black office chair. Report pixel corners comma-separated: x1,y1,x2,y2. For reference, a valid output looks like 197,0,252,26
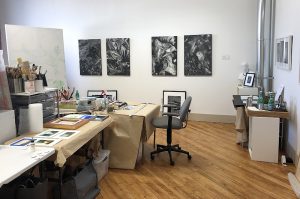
150,96,192,165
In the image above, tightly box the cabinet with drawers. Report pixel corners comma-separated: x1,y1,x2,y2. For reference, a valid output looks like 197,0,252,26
10,88,59,132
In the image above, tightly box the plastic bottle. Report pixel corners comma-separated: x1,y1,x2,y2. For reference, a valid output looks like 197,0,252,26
268,92,275,111
257,90,264,110
75,90,80,100
103,94,108,110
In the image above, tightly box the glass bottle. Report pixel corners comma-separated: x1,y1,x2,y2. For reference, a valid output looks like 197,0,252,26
268,92,275,111
258,91,264,110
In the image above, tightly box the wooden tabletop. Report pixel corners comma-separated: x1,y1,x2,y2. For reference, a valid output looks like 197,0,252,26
246,106,289,119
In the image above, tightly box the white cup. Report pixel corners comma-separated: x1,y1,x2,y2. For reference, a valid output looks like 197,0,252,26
34,80,44,92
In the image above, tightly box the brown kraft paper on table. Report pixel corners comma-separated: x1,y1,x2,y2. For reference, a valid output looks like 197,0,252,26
104,103,160,169
104,114,144,169
134,104,160,140
53,119,112,167
5,118,113,167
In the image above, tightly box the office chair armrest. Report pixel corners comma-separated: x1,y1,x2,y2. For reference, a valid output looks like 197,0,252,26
162,104,179,108
162,112,180,117
163,104,180,111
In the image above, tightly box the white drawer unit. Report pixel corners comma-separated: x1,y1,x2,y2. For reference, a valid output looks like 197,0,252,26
248,116,280,163
246,106,289,163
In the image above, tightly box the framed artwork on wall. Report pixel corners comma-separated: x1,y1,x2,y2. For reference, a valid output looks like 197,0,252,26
87,90,118,101
184,34,212,76
78,39,102,76
106,38,130,76
163,90,186,113
276,35,293,70
243,72,255,87
152,36,177,76
0,28,2,49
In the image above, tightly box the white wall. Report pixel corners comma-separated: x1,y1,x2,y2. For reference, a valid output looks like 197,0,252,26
274,0,300,161
0,0,258,117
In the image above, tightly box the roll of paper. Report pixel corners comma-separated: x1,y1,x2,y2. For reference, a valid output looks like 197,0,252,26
28,103,43,133
18,107,30,134
34,80,44,92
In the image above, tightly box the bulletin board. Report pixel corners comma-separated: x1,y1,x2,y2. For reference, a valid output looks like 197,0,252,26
5,24,67,89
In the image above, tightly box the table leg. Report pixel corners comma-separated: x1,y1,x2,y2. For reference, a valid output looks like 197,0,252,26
39,161,45,179
58,167,63,199
153,129,156,149
101,130,104,149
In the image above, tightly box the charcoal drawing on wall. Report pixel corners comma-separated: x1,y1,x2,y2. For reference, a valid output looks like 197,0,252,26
78,39,102,76
184,34,212,76
106,38,130,76
152,36,177,76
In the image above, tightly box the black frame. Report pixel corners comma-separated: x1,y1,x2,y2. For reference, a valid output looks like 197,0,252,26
162,90,186,113
243,73,255,87
87,90,118,101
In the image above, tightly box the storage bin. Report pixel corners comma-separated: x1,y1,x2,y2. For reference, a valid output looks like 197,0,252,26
93,150,110,181
54,160,100,199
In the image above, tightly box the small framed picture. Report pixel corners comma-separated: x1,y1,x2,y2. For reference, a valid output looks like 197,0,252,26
34,138,62,146
163,90,186,113
53,130,80,139
243,73,255,87
276,35,293,70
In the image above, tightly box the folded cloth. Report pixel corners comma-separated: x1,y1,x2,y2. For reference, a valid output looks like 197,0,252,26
235,107,248,143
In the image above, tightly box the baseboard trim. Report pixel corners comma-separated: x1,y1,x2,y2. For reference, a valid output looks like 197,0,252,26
189,113,235,123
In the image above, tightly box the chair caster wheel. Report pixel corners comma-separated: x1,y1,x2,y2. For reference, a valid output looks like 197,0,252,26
170,161,175,166
151,155,154,160
188,155,192,160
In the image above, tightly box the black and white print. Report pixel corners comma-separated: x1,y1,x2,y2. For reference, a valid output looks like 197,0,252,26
168,96,181,114
276,36,292,70
152,36,177,76
163,90,186,113
106,38,130,76
184,34,212,76
78,39,102,75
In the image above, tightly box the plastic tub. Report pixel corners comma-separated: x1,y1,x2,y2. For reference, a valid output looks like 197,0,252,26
93,150,110,181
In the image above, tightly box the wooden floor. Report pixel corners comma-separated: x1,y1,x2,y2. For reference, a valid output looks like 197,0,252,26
98,121,296,199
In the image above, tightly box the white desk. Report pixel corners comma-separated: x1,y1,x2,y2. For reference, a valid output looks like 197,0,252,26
0,145,55,187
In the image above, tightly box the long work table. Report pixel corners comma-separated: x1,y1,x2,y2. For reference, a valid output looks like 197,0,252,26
1,102,159,198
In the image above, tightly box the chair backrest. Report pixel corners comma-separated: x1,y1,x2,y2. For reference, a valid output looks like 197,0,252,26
179,96,192,123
